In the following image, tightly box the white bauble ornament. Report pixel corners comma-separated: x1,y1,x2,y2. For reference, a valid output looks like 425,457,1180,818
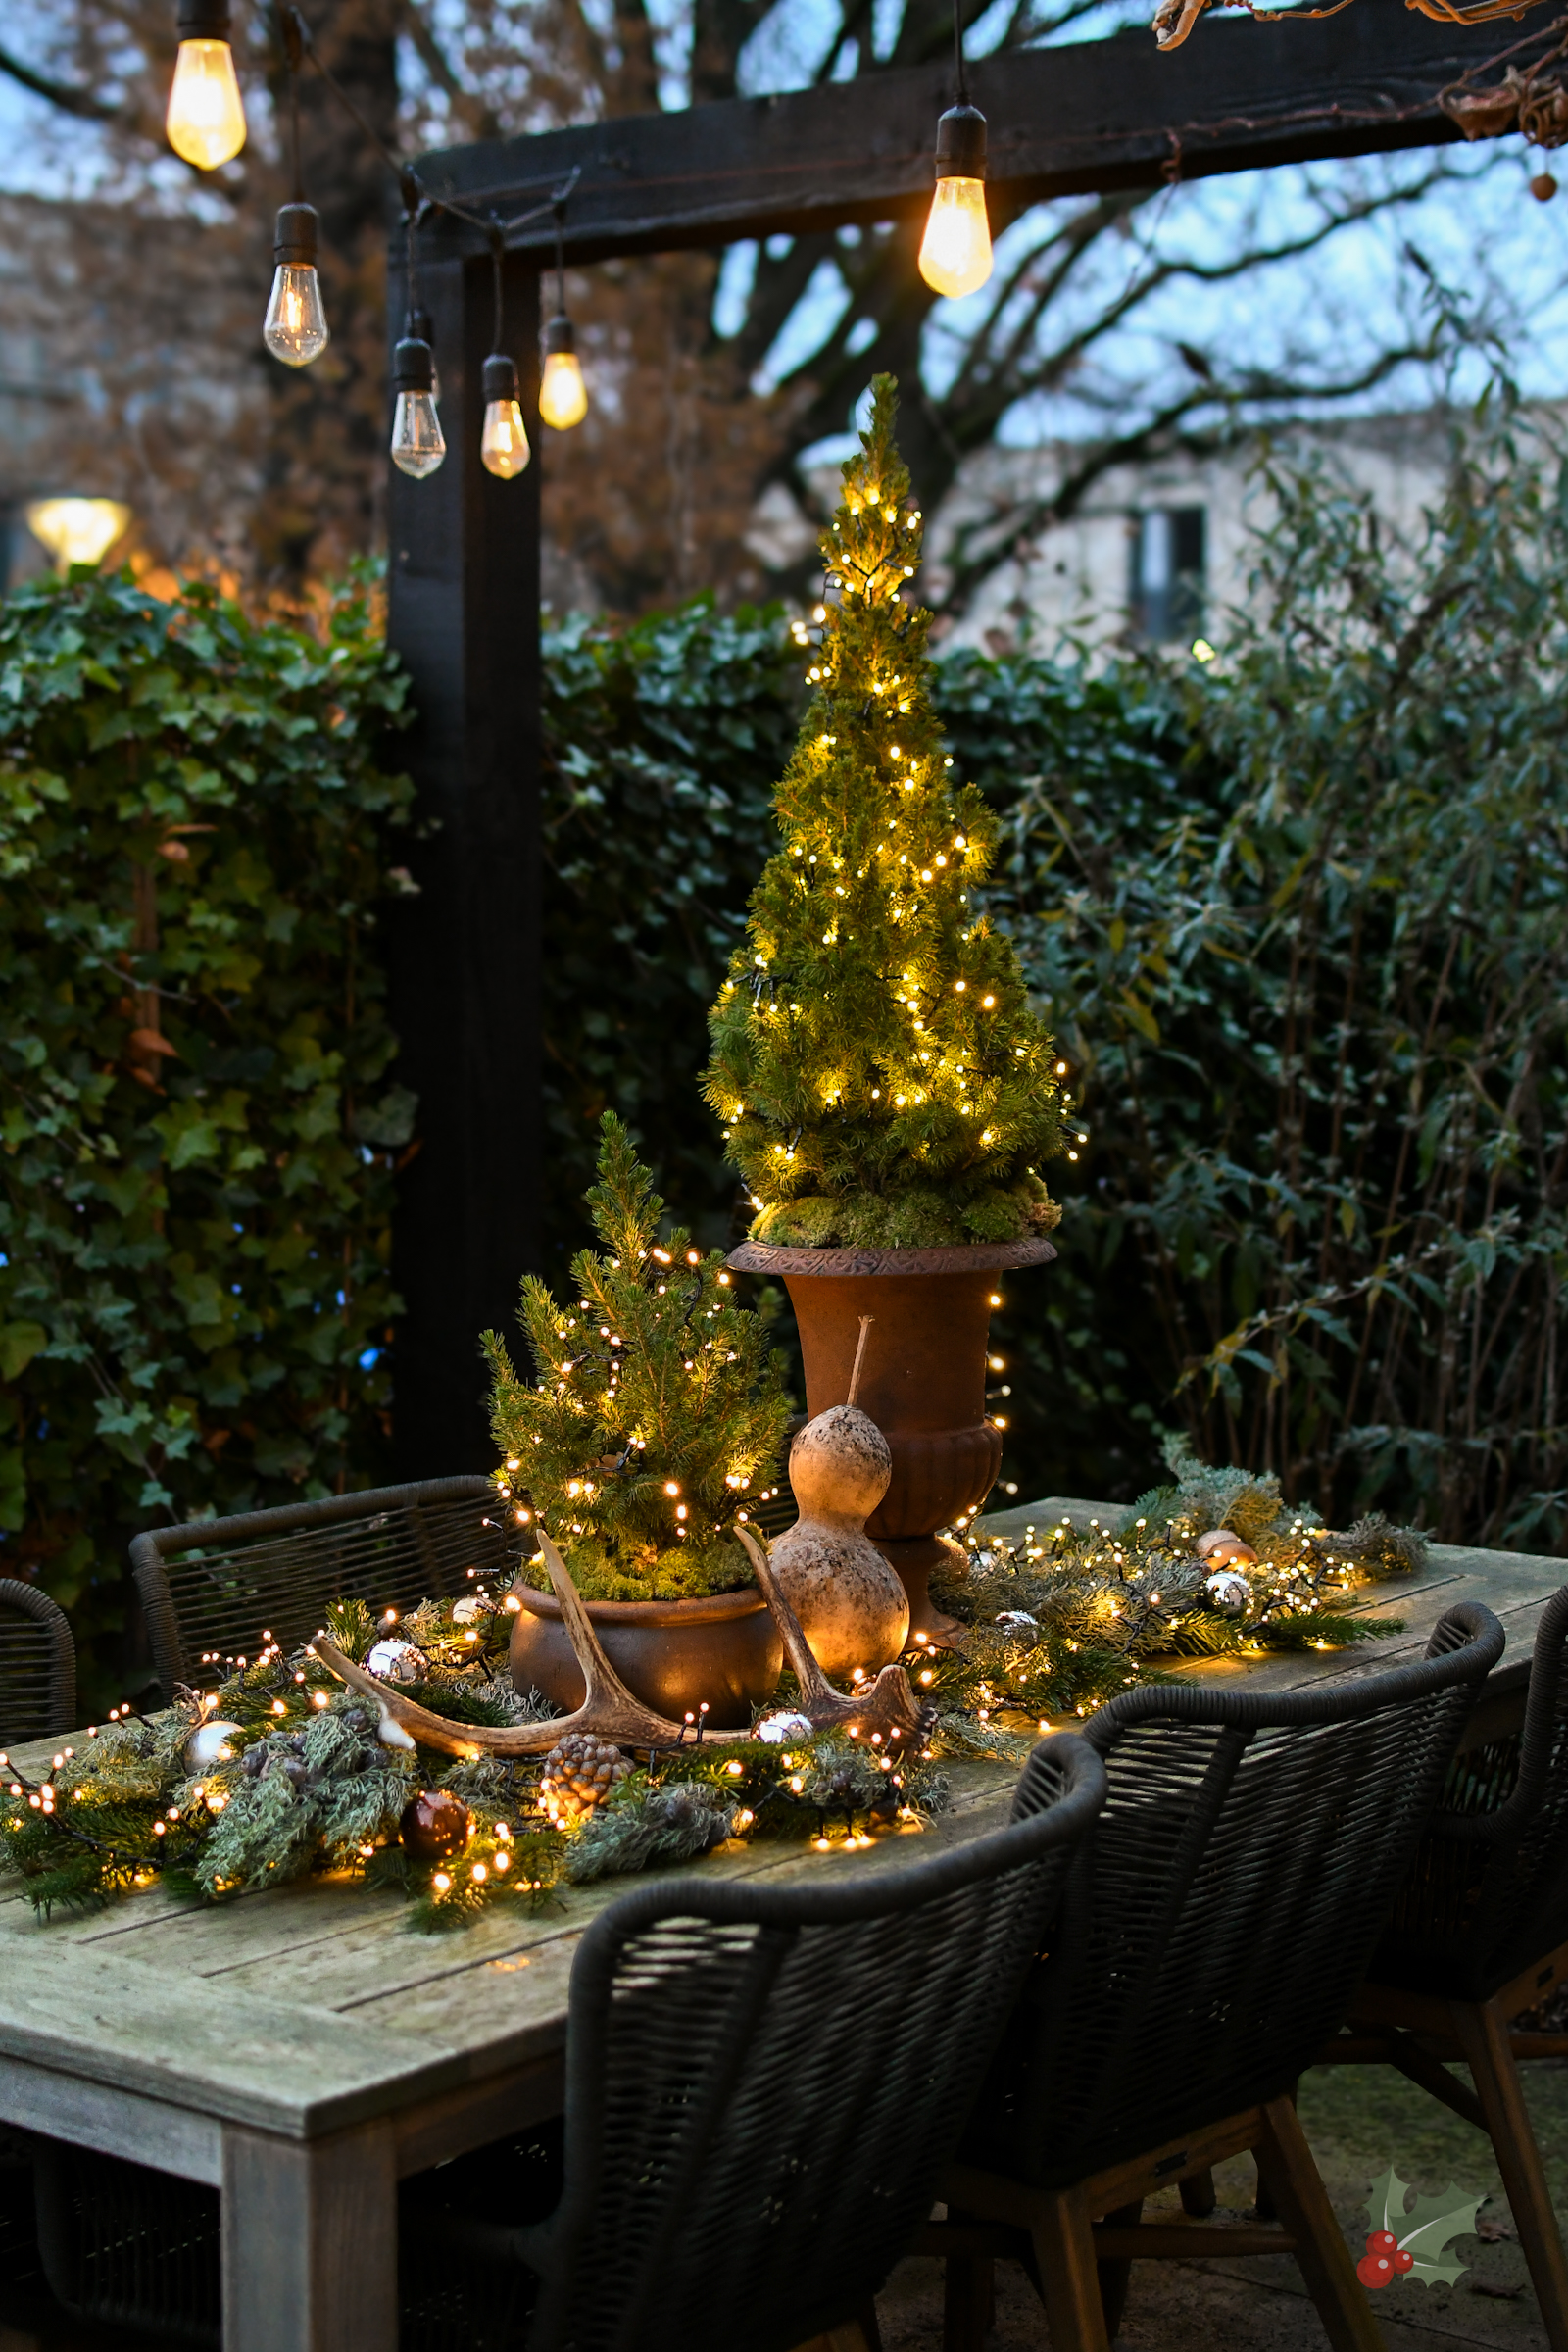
997,1610,1040,1636
451,1595,485,1625
767,1404,909,1682
755,1711,813,1744
183,1718,242,1771
1203,1567,1251,1615
366,1637,428,1685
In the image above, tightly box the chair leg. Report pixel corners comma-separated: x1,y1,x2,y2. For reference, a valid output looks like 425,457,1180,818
1029,2185,1112,2352
1096,2198,1142,2340
1255,2095,1383,2352
1180,2169,1217,2219
1451,1995,1568,2352
942,2246,993,2352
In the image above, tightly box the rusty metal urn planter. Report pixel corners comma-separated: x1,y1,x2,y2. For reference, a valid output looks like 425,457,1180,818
726,1238,1056,1642
508,1581,782,1729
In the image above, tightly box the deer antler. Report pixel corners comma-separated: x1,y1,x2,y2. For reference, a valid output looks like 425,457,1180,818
311,1525,701,1758
736,1524,931,1750
311,1522,933,1758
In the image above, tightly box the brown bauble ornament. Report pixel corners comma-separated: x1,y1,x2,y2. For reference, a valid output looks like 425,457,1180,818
1195,1529,1258,1567
399,1788,472,1861
767,1405,910,1682
1532,172,1558,201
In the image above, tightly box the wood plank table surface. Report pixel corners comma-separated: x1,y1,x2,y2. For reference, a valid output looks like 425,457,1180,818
3,1495,1562,2350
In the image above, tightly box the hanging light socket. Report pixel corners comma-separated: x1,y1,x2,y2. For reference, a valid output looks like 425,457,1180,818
390,335,446,479
539,313,589,430
167,0,247,168
919,100,993,299
480,353,531,479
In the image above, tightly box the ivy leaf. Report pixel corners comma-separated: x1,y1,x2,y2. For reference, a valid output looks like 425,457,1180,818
0,1321,48,1379
1366,2167,1482,2286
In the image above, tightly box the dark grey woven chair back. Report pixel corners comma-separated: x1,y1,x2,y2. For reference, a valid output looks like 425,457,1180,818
131,1477,512,1700
958,1599,1503,2190
532,1736,1107,2352
1374,1585,1568,1998
0,1579,76,1744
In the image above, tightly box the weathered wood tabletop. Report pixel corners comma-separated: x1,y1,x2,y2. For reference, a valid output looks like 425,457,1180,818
2,1495,1561,2352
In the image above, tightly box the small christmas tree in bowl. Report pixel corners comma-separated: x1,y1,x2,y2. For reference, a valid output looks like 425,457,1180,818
483,1114,791,1726
704,375,1065,1639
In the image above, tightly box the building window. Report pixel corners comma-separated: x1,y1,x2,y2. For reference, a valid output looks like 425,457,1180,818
1130,507,1205,643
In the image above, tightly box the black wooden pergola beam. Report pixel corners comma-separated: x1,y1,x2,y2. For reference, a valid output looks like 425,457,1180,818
385,6,1528,1480
413,6,1532,263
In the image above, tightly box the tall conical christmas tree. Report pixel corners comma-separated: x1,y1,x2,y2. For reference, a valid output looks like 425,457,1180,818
703,375,1065,1249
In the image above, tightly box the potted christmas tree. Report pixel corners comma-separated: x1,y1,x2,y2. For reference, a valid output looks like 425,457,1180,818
704,375,1065,1635
483,1115,790,1726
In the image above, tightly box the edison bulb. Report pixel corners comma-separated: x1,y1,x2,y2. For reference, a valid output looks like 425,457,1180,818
540,350,588,430
166,39,247,169
481,399,530,478
264,266,328,367
391,392,445,479
918,177,993,299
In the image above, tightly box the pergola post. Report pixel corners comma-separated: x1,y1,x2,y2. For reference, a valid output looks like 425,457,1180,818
385,244,543,1479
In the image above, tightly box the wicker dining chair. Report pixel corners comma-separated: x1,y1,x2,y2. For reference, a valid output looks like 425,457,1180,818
0,1578,76,1746
926,1598,1505,2352
1319,1585,1568,2349
131,1476,514,1702
396,1731,1108,2352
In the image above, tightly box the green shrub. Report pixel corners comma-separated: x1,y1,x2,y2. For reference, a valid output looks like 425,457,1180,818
0,572,413,1701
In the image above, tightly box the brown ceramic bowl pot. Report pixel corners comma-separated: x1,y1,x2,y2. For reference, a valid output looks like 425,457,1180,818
508,1582,782,1729
726,1238,1055,1642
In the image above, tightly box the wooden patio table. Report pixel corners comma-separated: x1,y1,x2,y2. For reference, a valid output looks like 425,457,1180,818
1,1497,1559,2351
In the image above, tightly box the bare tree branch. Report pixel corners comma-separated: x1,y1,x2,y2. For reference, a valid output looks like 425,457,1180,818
0,38,118,122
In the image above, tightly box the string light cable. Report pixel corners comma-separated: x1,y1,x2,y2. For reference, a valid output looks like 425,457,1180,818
917,0,994,299
262,8,327,366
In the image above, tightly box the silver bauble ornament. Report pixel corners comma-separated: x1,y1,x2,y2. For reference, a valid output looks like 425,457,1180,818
366,1637,428,1685
755,1711,813,1744
183,1718,243,1771
1203,1566,1251,1615
996,1609,1040,1636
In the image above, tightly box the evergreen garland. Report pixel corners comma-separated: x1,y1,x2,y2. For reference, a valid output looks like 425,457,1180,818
0,1581,947,1933
921,1435,1417,1757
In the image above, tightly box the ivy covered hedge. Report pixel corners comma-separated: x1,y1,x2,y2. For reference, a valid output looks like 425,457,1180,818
0,575,413,1697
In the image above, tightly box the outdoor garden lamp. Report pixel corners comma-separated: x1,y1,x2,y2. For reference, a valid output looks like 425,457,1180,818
480,354,531,478
390,332,446,478
166,0,248,169
262,18,328,367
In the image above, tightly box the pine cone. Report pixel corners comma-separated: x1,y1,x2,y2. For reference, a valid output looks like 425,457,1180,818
540,1733,631,1822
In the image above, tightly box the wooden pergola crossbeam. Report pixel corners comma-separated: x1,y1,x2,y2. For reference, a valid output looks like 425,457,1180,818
384,5,1530,1479
413,7,1534,260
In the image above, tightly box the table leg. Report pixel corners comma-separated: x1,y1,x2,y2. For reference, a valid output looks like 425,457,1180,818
222,2116,397,2352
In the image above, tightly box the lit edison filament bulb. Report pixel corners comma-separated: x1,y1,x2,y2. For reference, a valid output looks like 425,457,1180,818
166,36,247,170
263,206,329,368
480,354,530,479
390,333,445,480
918,103,992,300
538,316,588,431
